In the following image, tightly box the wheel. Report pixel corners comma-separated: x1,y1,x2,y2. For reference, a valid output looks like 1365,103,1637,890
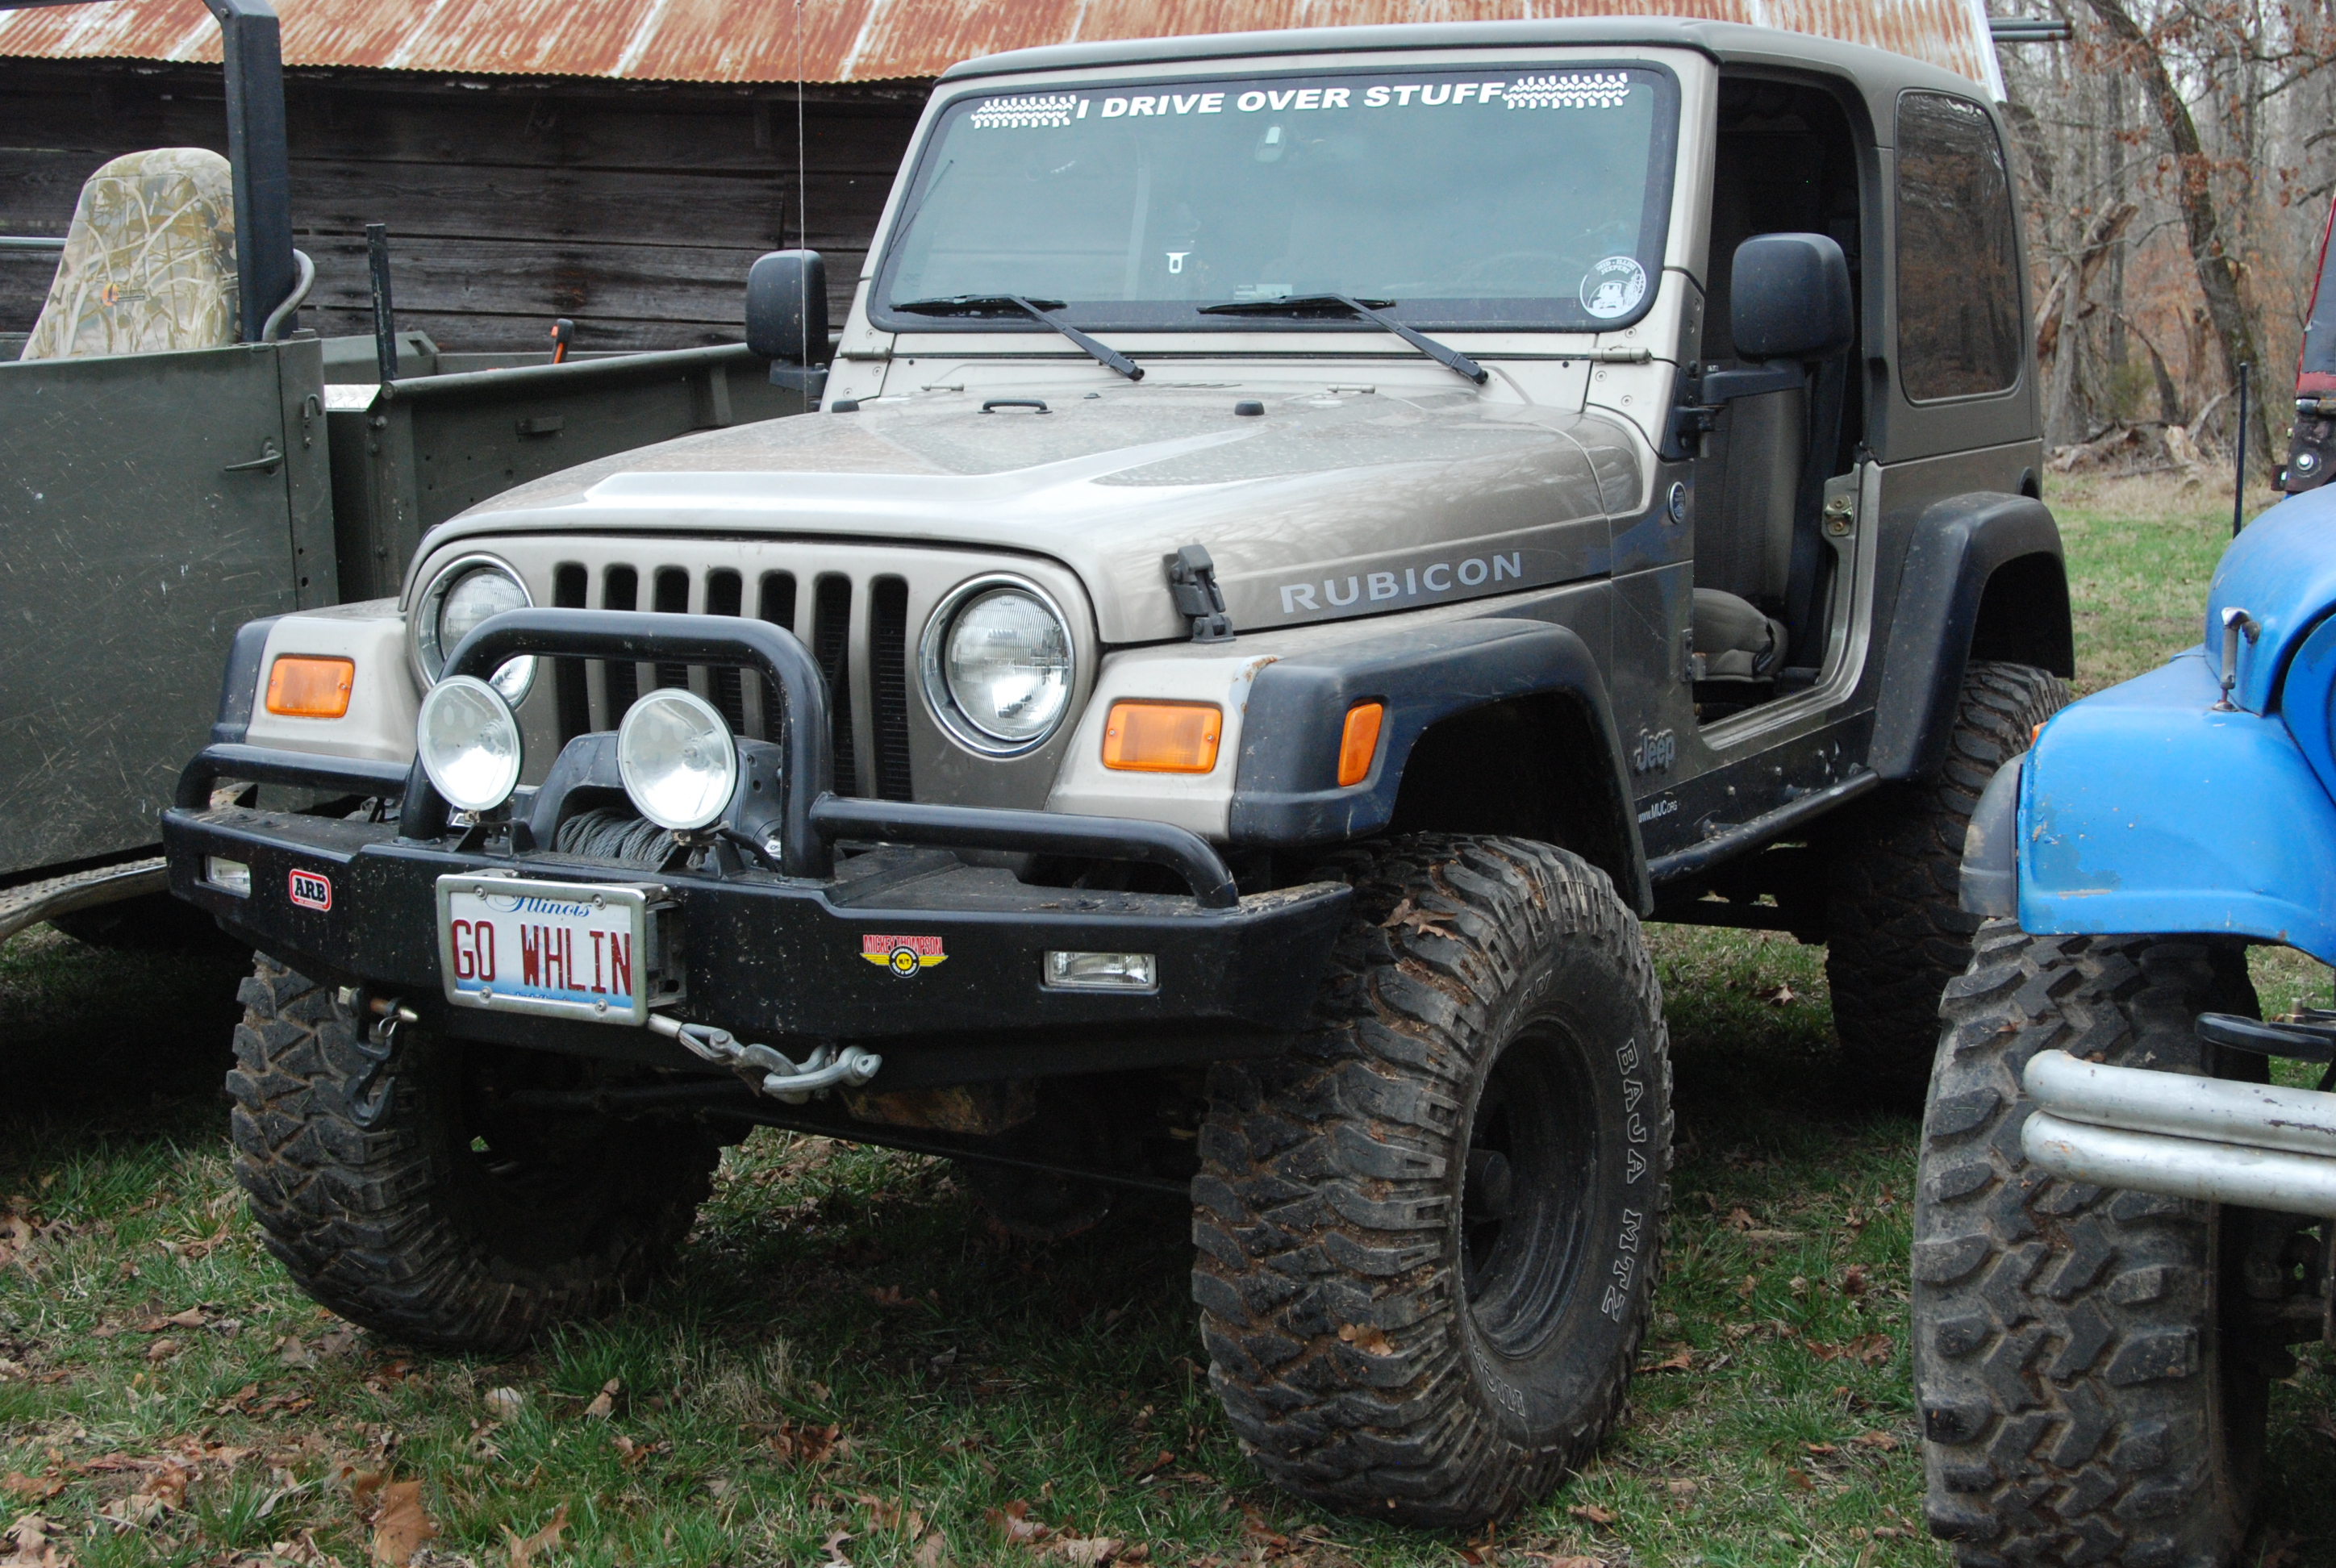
1826,660,2069,1107
227,956,720,1351
1913,920,2269,1566
1193,834,1671,1525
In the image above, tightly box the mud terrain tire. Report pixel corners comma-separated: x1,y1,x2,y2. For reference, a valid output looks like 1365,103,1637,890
228,957,719,1350
1913,920,2267,1566
1194,835,1671,1525
1828,661,2068,1107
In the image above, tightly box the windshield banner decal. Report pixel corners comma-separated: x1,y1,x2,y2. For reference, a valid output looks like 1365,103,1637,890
976,75,1638,129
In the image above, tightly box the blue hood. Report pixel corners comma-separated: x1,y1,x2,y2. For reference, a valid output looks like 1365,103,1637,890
2206,484,2336,712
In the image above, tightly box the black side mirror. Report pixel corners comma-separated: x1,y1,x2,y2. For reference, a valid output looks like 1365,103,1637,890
745,249,828,364
1730,233,1853,362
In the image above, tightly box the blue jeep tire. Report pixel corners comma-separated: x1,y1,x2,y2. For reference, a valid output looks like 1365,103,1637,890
1913,920,2267,1567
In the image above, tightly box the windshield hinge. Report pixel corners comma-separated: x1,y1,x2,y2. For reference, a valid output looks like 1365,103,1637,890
1166,545,1235,643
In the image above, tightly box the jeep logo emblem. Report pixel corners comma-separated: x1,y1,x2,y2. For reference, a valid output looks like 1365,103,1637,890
1630,728,1676,774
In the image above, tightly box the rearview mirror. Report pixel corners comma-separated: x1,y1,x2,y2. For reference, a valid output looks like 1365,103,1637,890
745,250,828,365
1730,233,1853,362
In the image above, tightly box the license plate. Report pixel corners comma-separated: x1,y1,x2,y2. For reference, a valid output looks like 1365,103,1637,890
435,874,661,1025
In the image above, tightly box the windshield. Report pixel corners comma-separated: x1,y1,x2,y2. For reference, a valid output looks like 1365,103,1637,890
875,63,1679,334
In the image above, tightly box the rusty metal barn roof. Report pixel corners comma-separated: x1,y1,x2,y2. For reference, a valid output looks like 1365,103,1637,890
0,0,2003,90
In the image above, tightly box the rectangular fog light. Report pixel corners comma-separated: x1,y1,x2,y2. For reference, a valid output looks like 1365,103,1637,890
1044,950,1158,992
206,856,252,897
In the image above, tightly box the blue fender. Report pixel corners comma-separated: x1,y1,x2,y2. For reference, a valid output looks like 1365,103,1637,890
2013,648,2336,964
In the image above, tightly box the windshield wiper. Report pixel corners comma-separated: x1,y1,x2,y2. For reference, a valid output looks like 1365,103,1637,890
890,294,1143,381
1199,294,1488,386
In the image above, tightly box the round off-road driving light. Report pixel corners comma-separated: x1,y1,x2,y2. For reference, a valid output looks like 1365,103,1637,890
617,688,739,832
412,555,536,704
920,578,1074,753
415,675,523,814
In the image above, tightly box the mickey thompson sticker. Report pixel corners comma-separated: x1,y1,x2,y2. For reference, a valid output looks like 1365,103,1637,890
863,934,948,978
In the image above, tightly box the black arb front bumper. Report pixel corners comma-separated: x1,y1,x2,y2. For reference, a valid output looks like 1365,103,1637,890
162,610,1352,1088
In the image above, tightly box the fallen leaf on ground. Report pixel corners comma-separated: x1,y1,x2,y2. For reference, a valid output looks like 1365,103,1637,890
1807,1334,1892,1366
139,1463,190,1512
1840,1264,1868,1296
482,1387,525,1418
1053,1539,1120,1566
823,1528,855,1566
138,1307,208,1332
1762,982,1796,1006
143,1338,181,1362
504,1502,567,1568
0,1479,57,1506
767,1420,843,1466
1336,1323,1392,1355
914,1536,948,1568
1518,1557,1600,1568
277,1337,316,1370
582,1378,619,1420
1641,1345,1693,1372
1852,1430,1900,1451
1566,1503,1617,1527
1784,1467,1816,1491
989,1499,1053,1545
0,1513,60,1567
1745,1228,1805,1245
866,1285,908,1307
367,1478,440,1566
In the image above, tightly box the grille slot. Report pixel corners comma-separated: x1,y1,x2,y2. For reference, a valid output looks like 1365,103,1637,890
705,569,747,732
652,567,690,689
544,562,909,802
812,574,858,798
870,576,915,802
552,564,590,743
603,566,640,722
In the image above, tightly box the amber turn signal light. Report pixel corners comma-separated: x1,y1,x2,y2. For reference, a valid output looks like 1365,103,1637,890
1337,702,1384,787
1101,701,1221,773
265,655,355,719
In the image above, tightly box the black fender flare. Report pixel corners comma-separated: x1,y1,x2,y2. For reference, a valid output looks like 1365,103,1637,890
210,616,282,746
1226,618,1652,912
1869,492,2070,780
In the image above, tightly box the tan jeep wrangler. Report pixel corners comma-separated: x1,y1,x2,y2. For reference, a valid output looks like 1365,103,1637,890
163,18,2068,1524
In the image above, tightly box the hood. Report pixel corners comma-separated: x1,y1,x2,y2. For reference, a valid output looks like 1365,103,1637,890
2206,483,2336,712
423,384,1642,644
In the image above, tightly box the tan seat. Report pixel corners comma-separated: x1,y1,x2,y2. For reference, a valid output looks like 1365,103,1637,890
20,148,238,361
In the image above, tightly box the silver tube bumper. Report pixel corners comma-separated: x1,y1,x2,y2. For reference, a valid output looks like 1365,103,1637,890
2021,1049,2336,1213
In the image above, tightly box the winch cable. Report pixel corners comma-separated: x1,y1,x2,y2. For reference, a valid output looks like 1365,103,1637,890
553,807,675,867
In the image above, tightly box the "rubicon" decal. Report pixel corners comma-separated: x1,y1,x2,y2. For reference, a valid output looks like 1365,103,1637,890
862,933,947,978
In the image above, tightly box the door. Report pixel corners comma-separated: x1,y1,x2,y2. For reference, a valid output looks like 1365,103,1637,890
0,336,332,878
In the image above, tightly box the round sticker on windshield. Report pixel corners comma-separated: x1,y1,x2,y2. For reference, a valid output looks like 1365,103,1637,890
1580,256,1648,319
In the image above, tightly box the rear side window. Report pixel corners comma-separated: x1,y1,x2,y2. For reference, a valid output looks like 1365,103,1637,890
1895,90,2022,400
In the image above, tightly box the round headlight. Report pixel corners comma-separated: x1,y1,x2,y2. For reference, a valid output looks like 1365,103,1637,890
415,675,523,814
618,689,739,832
414,556,536,704
921,579,1074,752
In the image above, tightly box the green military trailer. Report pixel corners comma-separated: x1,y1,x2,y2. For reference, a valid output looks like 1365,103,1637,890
0,0,809,945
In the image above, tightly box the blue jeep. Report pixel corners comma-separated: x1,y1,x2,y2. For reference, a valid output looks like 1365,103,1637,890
1910,465,2336,1556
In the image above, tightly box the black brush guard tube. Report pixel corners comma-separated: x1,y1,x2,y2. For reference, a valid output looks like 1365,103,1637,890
180,607,1241,906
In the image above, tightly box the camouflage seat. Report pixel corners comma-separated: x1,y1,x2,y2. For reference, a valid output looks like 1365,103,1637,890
20,148,238,361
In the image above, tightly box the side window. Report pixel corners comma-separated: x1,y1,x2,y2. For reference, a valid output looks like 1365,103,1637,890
1895,90,2022,400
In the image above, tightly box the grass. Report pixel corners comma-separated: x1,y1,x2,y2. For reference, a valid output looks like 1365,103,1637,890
0,473,2323,1568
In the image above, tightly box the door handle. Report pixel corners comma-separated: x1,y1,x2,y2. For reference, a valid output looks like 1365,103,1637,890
223,440,283,475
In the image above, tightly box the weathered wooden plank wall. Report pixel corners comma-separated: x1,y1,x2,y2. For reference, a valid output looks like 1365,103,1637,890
0,60,927,352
